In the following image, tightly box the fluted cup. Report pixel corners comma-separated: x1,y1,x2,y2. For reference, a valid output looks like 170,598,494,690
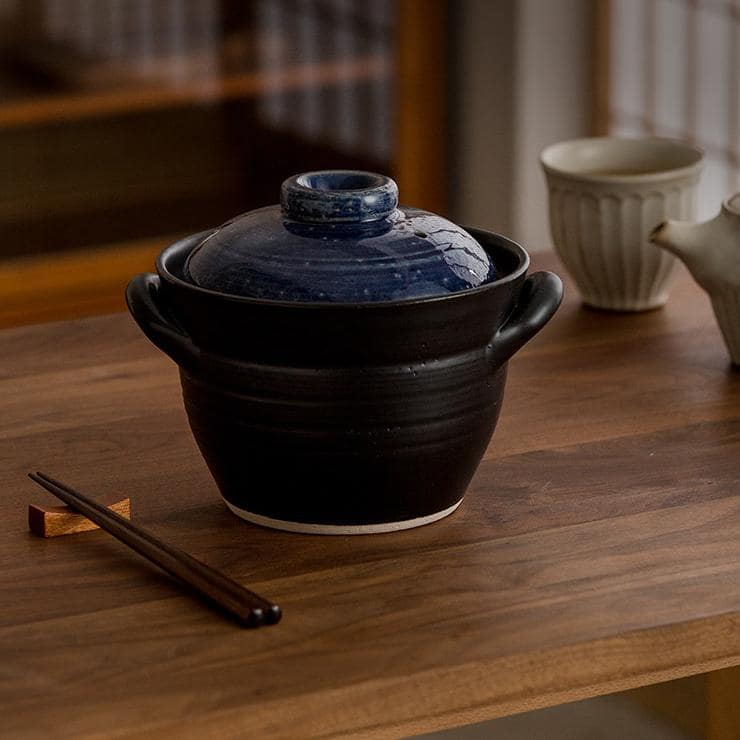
541,137,703,311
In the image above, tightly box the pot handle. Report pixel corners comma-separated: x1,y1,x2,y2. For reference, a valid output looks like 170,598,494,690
126,273,200,368
488,271,563,368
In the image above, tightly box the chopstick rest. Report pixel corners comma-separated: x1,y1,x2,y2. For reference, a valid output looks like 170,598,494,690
28,472,282,628
29,497,130,538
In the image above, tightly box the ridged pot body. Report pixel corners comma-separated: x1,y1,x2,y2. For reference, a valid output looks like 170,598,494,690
127,228,563,533
542,137,702,311
179,360,507,530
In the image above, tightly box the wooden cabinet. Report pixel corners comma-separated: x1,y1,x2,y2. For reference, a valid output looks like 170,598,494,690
0,0,447,327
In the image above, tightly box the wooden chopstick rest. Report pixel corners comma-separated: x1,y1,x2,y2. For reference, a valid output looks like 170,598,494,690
29,497,131,538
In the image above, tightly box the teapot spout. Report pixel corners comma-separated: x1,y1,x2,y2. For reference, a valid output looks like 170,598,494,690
649,219,700,263
649,213,730,293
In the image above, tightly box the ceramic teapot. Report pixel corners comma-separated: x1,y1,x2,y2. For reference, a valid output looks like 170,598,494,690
651,193,740,365
126,171,563,534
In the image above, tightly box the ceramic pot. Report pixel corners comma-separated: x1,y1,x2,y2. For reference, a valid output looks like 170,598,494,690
127,172,562,534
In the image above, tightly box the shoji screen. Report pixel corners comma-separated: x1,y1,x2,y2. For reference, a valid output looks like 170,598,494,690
609,0,739,216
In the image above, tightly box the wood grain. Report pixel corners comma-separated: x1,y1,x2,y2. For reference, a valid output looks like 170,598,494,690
28,497,130,538
0,254,738,737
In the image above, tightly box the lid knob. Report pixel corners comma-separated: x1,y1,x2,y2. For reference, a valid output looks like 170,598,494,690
280,170,398,224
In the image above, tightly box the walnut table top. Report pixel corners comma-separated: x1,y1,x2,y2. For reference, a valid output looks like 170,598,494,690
1,255,738,738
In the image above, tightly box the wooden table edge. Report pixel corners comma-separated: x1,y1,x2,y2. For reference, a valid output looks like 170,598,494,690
117,611,740,739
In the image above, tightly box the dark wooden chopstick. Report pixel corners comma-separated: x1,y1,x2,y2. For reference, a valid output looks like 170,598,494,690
28,472,281,628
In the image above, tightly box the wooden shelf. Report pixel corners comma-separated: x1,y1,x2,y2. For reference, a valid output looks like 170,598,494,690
0,55,390,130
0,0,448,330
0,234,179,328
0,170,234,222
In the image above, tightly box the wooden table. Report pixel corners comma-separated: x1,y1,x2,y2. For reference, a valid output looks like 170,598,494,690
1,255,739,738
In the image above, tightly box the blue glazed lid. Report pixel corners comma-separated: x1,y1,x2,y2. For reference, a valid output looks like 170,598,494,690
183,171,495,302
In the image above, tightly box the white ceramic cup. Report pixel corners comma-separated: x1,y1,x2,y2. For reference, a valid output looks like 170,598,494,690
541,137,703,311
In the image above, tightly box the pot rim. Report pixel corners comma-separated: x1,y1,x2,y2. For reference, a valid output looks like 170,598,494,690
156,226,531,309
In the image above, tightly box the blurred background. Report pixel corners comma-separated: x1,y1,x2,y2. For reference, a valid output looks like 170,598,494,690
1,2,738,737
0,0,737,329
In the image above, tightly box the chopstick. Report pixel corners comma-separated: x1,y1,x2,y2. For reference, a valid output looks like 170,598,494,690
28,472,281,628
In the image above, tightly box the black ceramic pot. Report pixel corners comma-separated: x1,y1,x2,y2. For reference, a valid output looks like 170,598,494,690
127,227,562,534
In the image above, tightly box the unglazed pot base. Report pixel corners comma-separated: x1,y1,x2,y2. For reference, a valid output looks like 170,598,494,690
224,498,464,535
